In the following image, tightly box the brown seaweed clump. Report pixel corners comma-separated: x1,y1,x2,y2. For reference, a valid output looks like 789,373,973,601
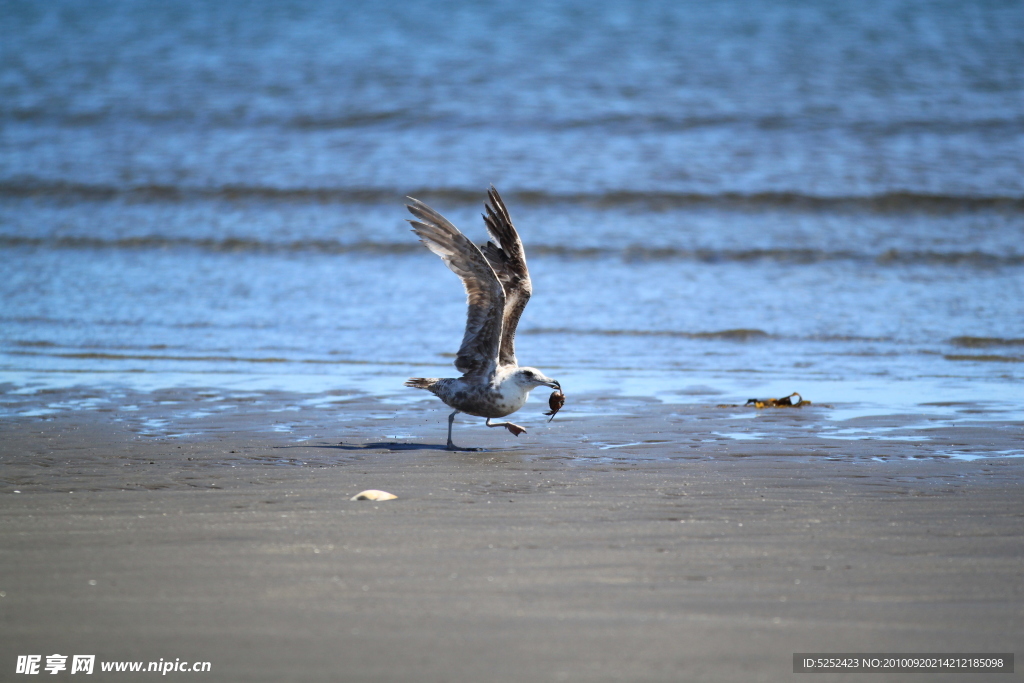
544,390,565,422
744,392,810,408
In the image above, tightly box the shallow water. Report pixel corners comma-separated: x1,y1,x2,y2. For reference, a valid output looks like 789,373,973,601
2,0,1023,429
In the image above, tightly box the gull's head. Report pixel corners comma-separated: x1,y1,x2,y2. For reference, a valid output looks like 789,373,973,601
512,367,560,391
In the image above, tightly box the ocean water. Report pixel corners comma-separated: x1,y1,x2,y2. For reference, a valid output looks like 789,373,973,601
2,0,1023,422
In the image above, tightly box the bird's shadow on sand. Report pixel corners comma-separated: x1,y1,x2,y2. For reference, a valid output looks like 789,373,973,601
275,441,497,453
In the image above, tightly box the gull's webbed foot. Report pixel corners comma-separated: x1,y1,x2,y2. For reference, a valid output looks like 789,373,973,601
504,423,527,437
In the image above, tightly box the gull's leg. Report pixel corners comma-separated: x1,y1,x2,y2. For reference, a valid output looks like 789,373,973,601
445,410,482,451
486,417,527,437
446,410,459,450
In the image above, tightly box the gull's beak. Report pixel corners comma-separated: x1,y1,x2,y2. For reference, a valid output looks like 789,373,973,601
545,379,561,391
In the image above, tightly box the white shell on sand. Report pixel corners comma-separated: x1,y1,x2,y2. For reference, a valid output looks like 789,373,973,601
350,490,398,501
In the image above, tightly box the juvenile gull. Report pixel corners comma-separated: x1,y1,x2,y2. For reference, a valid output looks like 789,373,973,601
405,187,560,451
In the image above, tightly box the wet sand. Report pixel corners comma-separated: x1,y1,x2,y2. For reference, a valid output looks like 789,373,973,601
1,389,1022,682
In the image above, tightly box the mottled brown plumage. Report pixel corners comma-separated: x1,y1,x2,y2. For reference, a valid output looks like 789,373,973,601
406,197,504,378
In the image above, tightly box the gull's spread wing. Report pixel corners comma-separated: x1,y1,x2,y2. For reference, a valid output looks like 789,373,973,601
407,197,504,378
480,186,532,367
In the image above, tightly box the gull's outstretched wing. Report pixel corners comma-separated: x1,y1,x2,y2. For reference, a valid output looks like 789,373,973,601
480,186,532,367
407,197,504,378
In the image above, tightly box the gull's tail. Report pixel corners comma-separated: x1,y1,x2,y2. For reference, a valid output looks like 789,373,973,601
405,377,438,390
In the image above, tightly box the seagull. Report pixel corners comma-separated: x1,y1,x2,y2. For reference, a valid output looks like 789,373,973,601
404,187,561,451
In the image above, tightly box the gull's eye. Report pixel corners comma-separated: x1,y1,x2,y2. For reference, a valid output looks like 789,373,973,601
524,371,535,379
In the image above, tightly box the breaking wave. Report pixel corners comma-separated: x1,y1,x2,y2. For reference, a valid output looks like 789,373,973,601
3,234,1021,267
948,336,1024,348
2,179,1024,213
5,106,1024,137
0,235,422,255
526,328,772,341
944,354,1024,363
4,348,409,366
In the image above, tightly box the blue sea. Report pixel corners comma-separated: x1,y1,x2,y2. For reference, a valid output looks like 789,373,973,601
2,0,1023,424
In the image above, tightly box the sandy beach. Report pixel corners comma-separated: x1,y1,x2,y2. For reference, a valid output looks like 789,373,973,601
2,389,1021,682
